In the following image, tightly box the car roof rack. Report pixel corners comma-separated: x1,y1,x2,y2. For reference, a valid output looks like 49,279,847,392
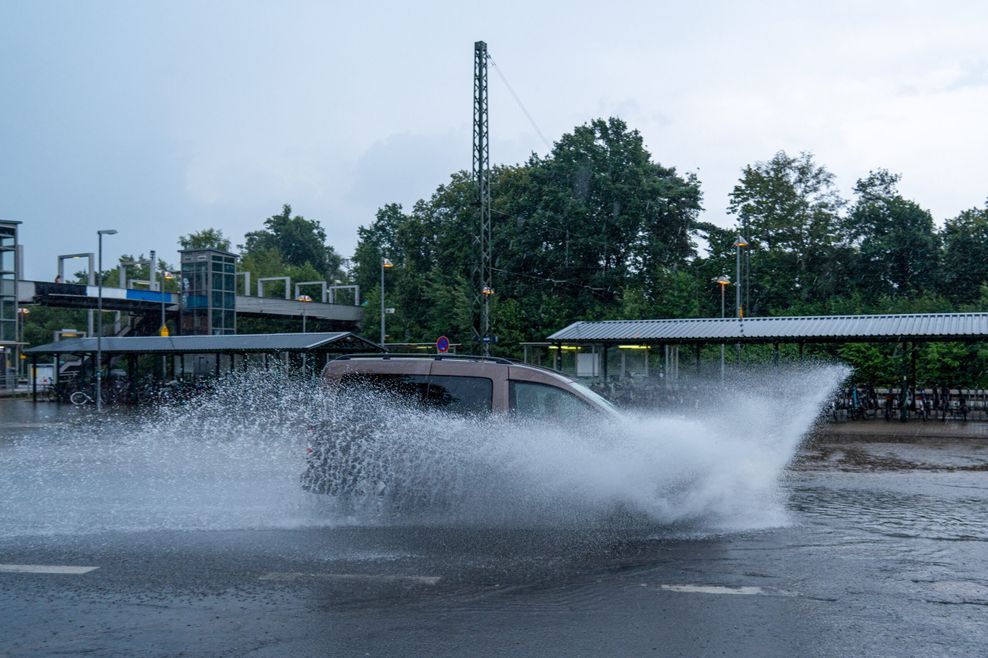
329,352,515,365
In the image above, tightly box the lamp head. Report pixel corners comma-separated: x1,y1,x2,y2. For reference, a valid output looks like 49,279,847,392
98,229,118,236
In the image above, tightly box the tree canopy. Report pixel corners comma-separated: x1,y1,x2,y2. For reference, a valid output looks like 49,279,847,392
847,170,940,299
178,228,231,252
241,204,343,281
347,121,987,385
350,118,703,346
726,151,846,313
940,203,988,305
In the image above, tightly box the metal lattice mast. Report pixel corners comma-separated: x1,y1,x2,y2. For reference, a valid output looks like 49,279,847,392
473,40,492,354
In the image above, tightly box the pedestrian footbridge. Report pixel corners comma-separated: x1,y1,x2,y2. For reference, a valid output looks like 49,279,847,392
16,280,363,327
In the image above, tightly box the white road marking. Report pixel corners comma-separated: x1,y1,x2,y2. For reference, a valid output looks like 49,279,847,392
658,584,794,596
0,564,99,575
259,572,441,585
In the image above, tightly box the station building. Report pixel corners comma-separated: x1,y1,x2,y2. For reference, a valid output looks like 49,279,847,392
180,248,237,335
1,220,21,389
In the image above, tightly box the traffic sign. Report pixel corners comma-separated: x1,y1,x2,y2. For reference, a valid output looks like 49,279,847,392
436,335,450,353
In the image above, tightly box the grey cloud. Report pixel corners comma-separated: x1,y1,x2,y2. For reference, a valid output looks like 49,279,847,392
346,131,468,210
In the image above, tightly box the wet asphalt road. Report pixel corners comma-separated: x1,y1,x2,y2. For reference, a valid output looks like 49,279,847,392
2,402,987,656
4,475,987,656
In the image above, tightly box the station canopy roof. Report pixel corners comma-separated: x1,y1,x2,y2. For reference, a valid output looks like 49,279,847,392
24,332,384,355
547,313,988,345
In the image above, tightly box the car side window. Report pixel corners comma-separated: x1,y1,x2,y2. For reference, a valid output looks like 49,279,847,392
425,375,493,415
338,373,430,402
509,380,592,419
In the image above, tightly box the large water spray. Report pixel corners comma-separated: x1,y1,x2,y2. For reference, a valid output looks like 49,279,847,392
0,365,846,537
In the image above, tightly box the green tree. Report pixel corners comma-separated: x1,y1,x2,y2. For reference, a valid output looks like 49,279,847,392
238,247,289,297
242,204,344,281
500,118,701,317
689,221,744,318
728,151,847,314
351,203,405,296
846,170,939,298
837,343,896,384
22,306,89,348
940,202,988,305
178,228,231,252
490,118,702,343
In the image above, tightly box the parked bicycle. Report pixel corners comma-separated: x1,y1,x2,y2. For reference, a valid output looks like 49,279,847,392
69,389,94,406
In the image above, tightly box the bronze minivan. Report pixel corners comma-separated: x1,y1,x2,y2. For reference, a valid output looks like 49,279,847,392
321,354,619,417
301,354,619,499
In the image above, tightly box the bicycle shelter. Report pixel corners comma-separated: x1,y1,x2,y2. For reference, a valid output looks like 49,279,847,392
544,313,988,378
24,331,384,404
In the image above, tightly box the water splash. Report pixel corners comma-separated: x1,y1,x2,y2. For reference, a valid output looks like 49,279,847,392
0,364,846,537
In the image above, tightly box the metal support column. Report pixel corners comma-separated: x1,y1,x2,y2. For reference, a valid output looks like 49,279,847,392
473,40,492,354
127,354,137,404
899,341,909,423
910,342,918,414
662,345,674,387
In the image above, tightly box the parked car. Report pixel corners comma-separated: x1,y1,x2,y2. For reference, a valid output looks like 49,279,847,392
300,354,619,502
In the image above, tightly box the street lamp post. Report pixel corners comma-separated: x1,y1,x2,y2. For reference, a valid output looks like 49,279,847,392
714,275,730,381
733,236,749,364
160,268,175,380
296,294,313,332
160,267,174,335
380,257,393,347
17,307,30,381
96,229,118,412
481,285,495,356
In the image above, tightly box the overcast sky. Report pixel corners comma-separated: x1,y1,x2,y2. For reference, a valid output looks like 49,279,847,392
2,1,986,280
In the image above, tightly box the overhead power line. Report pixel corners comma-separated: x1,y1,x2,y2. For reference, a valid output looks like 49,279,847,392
492,266,608,293
487,53,553,152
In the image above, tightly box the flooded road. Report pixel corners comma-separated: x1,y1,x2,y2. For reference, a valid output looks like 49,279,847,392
2,395,986,656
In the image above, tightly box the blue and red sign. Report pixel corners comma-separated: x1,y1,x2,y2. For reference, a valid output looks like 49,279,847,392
436,335,450,353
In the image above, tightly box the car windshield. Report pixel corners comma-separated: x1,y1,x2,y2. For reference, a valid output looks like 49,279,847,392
567,380,620,415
